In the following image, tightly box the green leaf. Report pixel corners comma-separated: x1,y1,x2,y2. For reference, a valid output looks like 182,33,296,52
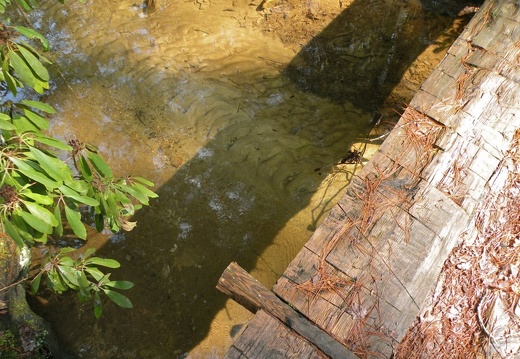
29,147,72,182
2,217,25,248
23,109,49,130
132,182,158,199
14,0,32,11
20,190,54,206
114,189,132,205
17,41,51,65
87,152,113,179
26,0,38,10
85,257,120,268
65,178,90,195
33,78,45,94
17,45,49,81
46,269,68,293
59,184,99,206
107,217,120,232
21,100,56,114
77,155,93,181
132,176,155,187
82,247,96,259
96,194,107,215
57,265,80,288
94,291,103,318
102,289,133,309
17,208,53,234
2,66,18,95
77,271,90,291
106,280,134,290
32,232,47,243
97,273,111,286
77,287,91,302
64,204,86,240
53,205,63,237
12,114,40,133
30,272,42,294
117,184,149,205
0,113,15,130
77,272,92,302
10,213,34,243
23,200,58,227
105,194,120,217
85,267,104,281
60,266,82,288
34,135,72,151
8,50,35,87
10,157,58,190
58,247,76,255
58,256,74,266
94,213,104,232
13,26,49,51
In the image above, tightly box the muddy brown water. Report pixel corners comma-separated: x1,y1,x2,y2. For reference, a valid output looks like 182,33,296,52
19,0,478,357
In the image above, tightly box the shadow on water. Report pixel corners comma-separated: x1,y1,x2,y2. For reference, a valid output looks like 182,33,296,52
26,0,481,357
285,0,483,112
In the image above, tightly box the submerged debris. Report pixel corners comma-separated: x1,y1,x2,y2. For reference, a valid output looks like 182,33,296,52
314,149,363,175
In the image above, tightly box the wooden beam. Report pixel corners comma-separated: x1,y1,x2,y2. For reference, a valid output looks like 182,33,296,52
217,261,359,359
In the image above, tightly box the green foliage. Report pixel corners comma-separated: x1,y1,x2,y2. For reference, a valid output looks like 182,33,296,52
0,0,86,14
31,248,134,318
0,329,17,358
0,0,157,316
0,23,51,95
0,328,50,358
0,99,157,246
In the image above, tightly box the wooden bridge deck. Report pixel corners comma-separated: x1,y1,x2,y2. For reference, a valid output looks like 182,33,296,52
217,0,520,357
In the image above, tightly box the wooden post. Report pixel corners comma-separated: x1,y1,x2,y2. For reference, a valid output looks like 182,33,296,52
217,262,359,359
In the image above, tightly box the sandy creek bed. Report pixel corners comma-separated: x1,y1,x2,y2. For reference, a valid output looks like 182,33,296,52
16,0,477,357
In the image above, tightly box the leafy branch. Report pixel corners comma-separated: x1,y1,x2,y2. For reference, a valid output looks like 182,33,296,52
31,247,134,318
0,0,156,316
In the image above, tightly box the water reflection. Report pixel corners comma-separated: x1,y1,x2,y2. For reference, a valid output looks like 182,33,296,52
24,0,479,357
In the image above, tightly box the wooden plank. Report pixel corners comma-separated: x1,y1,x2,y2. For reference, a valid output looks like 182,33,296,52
273,146,451,356
225,310,325,359
410,89,460,128
217,262,358,359
464,47,503,72
275,195,447,357
275,246,361,314
484,89,520,138
224,346,245,359
459,72,506,121
421,132,487,213
377,110,444,178
438,53,468,79
274,185,471,358
447,36,471,58
499,62,520,83
458,0,501,44
419,68,456,103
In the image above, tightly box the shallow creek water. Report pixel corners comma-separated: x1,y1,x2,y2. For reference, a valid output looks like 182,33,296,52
22,0,476,357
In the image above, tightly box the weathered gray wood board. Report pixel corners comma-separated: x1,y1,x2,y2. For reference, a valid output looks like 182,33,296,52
217,262,357,359
224,310,326,359
221,0,520,357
